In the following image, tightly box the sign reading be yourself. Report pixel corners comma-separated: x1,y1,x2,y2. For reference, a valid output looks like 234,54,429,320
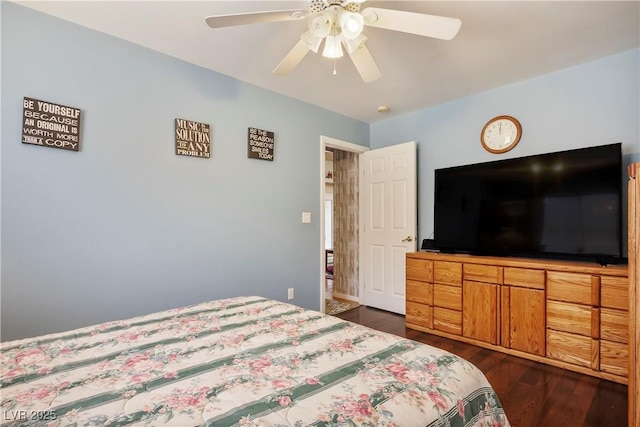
22,97,81,151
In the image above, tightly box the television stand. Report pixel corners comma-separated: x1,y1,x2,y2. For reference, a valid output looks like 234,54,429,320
406,251,629,384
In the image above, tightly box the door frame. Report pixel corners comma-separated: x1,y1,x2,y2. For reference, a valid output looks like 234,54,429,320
319,135,368,313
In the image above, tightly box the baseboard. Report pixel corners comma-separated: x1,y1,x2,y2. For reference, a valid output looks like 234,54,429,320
332,292,359,303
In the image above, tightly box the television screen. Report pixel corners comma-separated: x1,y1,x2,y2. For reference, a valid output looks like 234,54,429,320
433,143,623,262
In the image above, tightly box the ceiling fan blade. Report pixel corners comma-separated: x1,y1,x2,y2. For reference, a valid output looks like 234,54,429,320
273,40,310,76
361,7,462,40
205,10,305,28
347,44,382,83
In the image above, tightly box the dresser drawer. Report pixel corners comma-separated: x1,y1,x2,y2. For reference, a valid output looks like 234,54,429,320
406,258,433,282
434,261,462,286
463,263,499,284
504,267,545,290
433,284,462,311
406,280,433,305
600,276,628,311
406,302,433,329
433,307,462,335
547,300,595,337
600,340,628,376
600,308,628,344
547,271,593,305
546,329,596,368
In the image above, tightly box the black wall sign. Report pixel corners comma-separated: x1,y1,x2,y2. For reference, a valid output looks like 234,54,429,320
175,118,211,158
22,97,81,151
248,127,274,161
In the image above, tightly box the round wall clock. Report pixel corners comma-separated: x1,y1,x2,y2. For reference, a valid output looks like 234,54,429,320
480,115,522,154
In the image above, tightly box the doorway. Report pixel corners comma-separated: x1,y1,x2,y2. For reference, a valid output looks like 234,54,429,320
320,136,368,313
320,137,417,315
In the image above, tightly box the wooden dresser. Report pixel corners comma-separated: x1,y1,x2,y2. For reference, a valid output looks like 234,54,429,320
406,252,629,384
628,162,639,427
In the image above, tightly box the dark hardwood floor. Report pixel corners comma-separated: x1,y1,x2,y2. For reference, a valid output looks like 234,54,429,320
335,305,628,427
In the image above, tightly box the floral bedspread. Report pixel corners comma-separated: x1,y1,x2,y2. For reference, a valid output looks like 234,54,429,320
1,296,509,427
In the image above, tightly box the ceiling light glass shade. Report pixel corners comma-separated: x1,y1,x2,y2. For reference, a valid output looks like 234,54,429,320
322,35,344,59
300,31,323,53
309,12,332,38
339,11,364,40
343,33,367,53
360,9,378,25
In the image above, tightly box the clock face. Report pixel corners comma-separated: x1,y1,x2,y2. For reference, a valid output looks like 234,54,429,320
481,116,522,153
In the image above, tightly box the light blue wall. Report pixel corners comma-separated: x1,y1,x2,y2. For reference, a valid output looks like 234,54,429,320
3,3,638,341
1,3,369,340
371,49,640,250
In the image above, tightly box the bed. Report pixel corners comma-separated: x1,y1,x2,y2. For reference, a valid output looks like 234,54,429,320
1,296,509,426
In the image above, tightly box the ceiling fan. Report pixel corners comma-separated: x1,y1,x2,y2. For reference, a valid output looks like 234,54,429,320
205,0,461,83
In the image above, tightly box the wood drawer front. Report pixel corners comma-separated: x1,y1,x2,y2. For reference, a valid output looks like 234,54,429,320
503,267,545,290
546,329,596,368
509,287,546,356
547,271,593,305
406,258,433,282
406,280,433,305
600,276,628,311
433,284,462,311
600,308,628,344
547,300,594,337
463,263,499,284
434,261,462,286
433,307,462,335
462,281,498,345
600,340,628,377
406,302,433,329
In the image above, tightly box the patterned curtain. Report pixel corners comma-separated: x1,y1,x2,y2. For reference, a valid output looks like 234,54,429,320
333,150,359,298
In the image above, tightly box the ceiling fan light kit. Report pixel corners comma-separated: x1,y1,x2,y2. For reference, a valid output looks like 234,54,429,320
339,11,364,40
309,12,332,37
205,0,462,83
323,35,344,59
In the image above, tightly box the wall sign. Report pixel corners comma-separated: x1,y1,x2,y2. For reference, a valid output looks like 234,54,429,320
175,118,211,158
22,97,81,151
248,127,274,161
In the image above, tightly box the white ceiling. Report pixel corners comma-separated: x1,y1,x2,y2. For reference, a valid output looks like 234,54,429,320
15,1,640,123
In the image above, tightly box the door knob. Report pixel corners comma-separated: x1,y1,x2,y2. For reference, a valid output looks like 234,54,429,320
402,236,414,242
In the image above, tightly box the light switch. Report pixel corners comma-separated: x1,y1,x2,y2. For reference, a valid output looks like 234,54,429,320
302,212,311,223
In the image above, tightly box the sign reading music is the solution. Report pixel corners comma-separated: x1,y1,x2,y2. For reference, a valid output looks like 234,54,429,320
22,97,81,151
175,118,211,158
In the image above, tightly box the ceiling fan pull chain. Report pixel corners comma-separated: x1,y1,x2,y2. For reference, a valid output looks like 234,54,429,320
333,57,337,75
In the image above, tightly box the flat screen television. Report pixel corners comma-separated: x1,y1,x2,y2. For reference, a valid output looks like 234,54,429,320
433,143,623,264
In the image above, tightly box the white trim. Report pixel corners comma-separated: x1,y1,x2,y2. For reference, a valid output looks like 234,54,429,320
323,136,370,153
319,136,368,314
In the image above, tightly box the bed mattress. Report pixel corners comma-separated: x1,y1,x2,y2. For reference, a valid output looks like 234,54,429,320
1,296,509,426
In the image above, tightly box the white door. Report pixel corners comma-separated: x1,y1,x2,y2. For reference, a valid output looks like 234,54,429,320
360,141,417,314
